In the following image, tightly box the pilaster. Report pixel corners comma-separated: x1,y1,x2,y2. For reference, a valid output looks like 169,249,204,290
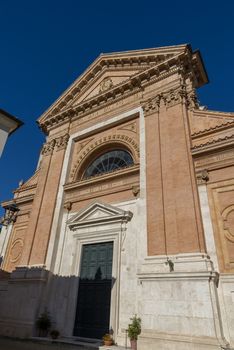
143,84,206,256
20,133,69,266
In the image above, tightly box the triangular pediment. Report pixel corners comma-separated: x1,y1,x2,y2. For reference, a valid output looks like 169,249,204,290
68,201,133,229
73,69,140,105
38,44,198,126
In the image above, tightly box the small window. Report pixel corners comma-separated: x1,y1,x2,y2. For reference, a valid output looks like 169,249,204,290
83,149,134,179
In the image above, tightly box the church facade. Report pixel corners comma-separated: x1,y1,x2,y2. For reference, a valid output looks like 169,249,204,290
0,44,234,350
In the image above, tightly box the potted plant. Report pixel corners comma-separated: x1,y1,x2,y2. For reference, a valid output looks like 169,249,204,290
50,329,60,339
102,333,113,346
35,309,51,337
127,315,141,350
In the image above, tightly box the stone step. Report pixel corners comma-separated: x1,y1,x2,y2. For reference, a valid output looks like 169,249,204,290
99,346,129,350
32,337,130,350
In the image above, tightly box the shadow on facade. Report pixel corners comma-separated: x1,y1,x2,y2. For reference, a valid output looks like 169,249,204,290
0,266,115,340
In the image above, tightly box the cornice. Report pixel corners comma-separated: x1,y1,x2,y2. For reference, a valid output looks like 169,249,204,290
64,164,139,192
193,109,234,119
192,134,234,155
39,49,206,133
14,184,37,194
2,194,35,208
191,120,234,138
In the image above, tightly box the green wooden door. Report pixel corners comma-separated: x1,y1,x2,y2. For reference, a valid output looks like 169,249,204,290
73,242,113,339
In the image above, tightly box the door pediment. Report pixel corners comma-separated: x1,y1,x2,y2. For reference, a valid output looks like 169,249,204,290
67,201,133,229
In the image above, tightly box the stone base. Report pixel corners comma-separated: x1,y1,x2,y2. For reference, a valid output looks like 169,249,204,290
138,331,228,350
0,266,48,338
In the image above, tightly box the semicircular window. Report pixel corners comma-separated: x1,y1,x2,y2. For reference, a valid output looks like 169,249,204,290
83,149,134,179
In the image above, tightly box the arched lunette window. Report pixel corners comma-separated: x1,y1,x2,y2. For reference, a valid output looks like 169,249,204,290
83,149,134,179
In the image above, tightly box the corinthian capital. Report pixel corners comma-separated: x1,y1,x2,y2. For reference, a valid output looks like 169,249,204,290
41,139,56,156
142,95,161,115
55,133,70,151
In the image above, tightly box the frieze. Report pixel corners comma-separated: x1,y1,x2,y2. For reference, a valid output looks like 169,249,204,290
64,177,139,203
194,150,234,167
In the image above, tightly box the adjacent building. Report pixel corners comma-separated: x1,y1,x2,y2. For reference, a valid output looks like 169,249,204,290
0,44,233,350
0,109,23,157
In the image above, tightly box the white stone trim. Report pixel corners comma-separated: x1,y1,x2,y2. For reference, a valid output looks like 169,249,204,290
45,107,144,270
198,184,219,271
60,203,132,338
0,224,13,263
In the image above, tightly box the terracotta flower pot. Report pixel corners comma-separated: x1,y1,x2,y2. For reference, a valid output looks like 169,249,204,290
130,339,137,350
104,339,113,346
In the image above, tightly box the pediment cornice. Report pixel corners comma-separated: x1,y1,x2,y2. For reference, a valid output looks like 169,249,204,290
38,45,208,133
67,201,133,229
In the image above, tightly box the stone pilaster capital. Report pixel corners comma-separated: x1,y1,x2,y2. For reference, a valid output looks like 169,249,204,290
41,139,56,156
141,95,161,115
41,133,70,156
55,133,70,151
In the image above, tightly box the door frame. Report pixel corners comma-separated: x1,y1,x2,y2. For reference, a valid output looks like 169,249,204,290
67,202,133,340
73,241,114,338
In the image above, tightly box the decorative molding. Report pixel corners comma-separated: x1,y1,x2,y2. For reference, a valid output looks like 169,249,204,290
70,134,139,181
192,134,234,151
222,205,234,243
196,169,209,185
192,120,234,138
64,201,72,211
99,77,113,93
38,49,186,122
117,121,137,133
132,185,140,197
64,166,139,204
55,133,70,151
41,133,70,156
41,139,56,156
79,137,94,151
38,48,207,132
40,108,74,134
142,95,161,114
67,201,133,230
9,238,24,263
142,85,199,115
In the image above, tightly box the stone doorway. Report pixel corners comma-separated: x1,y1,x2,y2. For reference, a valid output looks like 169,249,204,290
73,242,113,339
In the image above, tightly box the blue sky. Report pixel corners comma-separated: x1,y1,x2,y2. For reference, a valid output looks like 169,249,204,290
0,0,234,215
